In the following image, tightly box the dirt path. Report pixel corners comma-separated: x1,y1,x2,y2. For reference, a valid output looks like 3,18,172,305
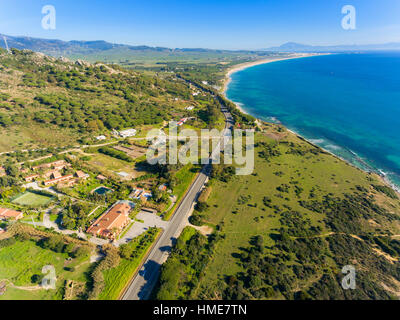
0,279,42,291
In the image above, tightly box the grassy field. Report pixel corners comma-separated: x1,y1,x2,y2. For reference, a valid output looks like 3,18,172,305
12,191,54,207
0,240,91,300
197,130,398,289
156,125,400,300
132,123,165,139
99,228,161,300
68,49,260,66
87,152,140,180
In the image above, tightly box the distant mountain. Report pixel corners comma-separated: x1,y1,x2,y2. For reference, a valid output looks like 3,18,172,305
3,33,399,64
0,34,177,56
0,34,261,58
265,42,400,52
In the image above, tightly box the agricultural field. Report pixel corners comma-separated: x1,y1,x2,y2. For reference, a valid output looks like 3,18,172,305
12,191,54,207
86,152,141,180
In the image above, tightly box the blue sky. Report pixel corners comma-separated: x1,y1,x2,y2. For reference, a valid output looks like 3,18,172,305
1,0,400,49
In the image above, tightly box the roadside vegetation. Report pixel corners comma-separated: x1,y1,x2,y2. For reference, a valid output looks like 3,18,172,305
90,227,160,300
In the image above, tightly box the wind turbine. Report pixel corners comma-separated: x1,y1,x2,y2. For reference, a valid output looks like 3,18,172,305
2,36,11,54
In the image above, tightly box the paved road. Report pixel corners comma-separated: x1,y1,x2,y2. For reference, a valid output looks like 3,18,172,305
122,100,234,300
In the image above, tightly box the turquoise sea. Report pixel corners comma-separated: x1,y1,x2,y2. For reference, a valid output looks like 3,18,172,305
226,52,400,190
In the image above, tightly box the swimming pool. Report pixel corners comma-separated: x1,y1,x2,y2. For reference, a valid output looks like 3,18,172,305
93,186,113,195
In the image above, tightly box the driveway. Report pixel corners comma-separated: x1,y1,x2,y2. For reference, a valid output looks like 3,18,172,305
26,210,88,240
23,182,62,196
116,210,170,246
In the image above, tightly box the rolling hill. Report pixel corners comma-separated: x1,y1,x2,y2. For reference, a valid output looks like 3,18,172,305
0,34,268,65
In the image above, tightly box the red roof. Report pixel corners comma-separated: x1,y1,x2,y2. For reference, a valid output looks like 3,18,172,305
75,170,88,178
44,174,74,186
0,207,23,220
87,203,131,239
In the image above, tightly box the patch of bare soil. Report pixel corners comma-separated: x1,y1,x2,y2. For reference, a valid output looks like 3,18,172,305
190,225,214,236
372,247,398,264
380,277,400,298
113,145,147,159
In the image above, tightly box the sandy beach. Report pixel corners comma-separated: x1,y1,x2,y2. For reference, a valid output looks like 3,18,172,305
222,53,326,110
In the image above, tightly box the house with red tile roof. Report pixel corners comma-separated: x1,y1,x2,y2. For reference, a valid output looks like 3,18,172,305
0,207,23,221
87,202,132,240
33,160,71,171
96,174,107,181
57,179,77,188
44,174,74,186
75,170,89,180
43,170,62,180
25,174,40,182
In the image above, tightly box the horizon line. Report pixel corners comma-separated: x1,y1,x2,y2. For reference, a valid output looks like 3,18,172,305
2,32,400,52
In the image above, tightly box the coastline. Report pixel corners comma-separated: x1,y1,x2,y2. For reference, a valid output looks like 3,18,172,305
222,53,326,98
221,52,400,195
287,127,400,194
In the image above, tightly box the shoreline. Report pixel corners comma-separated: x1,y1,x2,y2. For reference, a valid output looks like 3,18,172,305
221,52,400,195
286,127,400,194
222,52,326,99
222,52,328,115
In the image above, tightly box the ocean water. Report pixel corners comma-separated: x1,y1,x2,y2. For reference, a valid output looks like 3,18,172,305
226,52,400,190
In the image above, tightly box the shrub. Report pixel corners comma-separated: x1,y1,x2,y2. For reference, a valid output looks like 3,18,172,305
0,237,16,249
189,214,204,226
372,184,398,199
98,147,132,162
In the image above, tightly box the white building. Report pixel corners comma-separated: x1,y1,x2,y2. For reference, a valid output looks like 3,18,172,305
118,129,137,138
117,171,130,178
95,135,106,141
185,106,195,111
